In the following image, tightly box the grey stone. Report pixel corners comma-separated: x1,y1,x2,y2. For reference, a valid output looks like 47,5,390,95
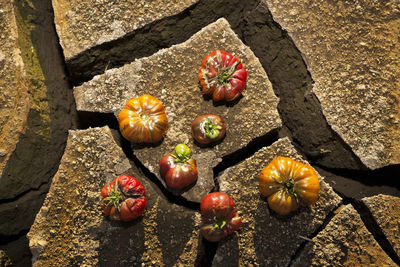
74,18,281,202
293,204,396,266
214,137,342,266
362,194,400,257
265,0,400,169
52,0,198,60
27,126,201,266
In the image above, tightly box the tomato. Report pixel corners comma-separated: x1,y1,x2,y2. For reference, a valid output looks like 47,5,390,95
191,114,226,145
198,49,247,102
100,175,146,222
118,94,168,143
259,156,320,215
200,192,242,242
159,144,198,190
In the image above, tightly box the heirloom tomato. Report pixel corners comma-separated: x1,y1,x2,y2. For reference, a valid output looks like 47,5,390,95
191,114,226,145
118,94,168,143
198,49,247,102
159,144,198,190
259,156,320,215
200,192,242,242
100,175,146,222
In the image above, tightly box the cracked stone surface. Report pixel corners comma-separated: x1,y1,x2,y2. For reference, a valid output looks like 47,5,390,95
214,137,342,266
293,204,396,266
362,194,400,257
0,250,12,267
52,0,198,60
265,0,400,169
27,126,201,266
74,18,281,202
0,0,29,178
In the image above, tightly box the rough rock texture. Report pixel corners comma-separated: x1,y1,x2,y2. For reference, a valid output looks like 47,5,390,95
0,250,12,267
27,126,201,266
362,194,400,257
265,0,400,169
214,137,342,266
74,18,281,202
0,0,75,238
52,0,198,60
0,0,30,178
293,204,396,266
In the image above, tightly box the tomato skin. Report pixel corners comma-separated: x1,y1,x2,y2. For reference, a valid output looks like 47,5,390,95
200,192,242,242
191,114,226,145
259,157,320,215
118,94,168,143
159,144,198,190
100,175,146,222
198,50,247,102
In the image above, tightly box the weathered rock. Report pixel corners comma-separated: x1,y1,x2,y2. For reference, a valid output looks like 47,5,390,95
362,194,400,257
74,18,281,202
293,204,396,266
0,0,30,178
0,0,74,201
265,0,400,169
0,250,12,267
27,126,201,266
214,137,341,266
52,0,198,61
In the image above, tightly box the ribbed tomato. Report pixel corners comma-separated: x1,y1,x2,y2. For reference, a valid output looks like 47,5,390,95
259,156,320,215
198,49,247,102
191,114,226,145
200,192,242,242
100,175,146,222
118,94,168,143
159,144,198,190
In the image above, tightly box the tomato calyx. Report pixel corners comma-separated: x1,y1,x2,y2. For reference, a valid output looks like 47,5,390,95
140,113,149,121
217,62,240,85
173,144,191,163
203,119,222,139
103,185,123,211
212,217,227,230
271,176,299,199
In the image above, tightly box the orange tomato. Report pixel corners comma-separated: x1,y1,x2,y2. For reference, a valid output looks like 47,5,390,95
259,156,320,215
118,94,168,143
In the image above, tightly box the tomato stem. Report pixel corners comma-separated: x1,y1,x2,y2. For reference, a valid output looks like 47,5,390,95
217,61,240,85
271,176,298,199
204,119,222,139
173,144,191,163
103,185,122,211
212,217,227,230
140,113,149,121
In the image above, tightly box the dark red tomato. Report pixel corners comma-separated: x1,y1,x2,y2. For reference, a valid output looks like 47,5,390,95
198,49,247,102
200,192,242,242
191,114,226,145
159,144,198,190
100,175,146,222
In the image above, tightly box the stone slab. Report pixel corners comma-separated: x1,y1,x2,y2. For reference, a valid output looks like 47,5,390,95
293,204,396,266
74,18,281,202
27,126,201,266
214,137,342,266
0,0,30,178
265,0,400,169
362,194,400,258
52,0,198,60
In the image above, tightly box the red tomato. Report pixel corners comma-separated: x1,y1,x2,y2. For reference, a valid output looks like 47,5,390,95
191,114,226,145
100,175,146,222
159,144,198,190
198,50,247,102
200,192,242,242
